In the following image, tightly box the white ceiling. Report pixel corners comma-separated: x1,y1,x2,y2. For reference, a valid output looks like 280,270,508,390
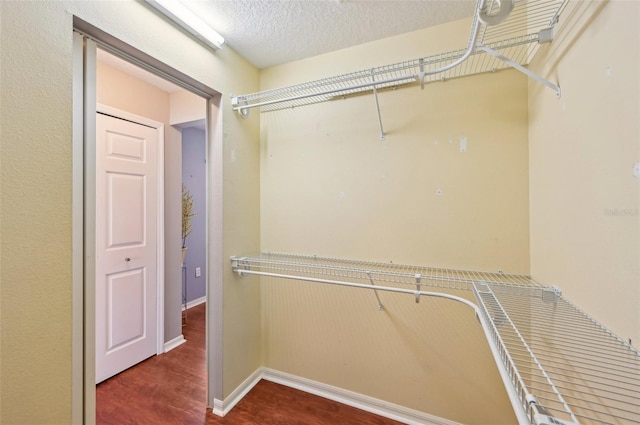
182,0,476,69
98,1,476,94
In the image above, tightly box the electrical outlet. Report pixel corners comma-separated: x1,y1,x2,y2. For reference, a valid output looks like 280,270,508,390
195,267,201,278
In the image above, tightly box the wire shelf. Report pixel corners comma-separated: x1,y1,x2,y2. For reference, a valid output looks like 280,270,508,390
231,252,640,425
231,0,568,114
476,282,640,425
233,251,541,291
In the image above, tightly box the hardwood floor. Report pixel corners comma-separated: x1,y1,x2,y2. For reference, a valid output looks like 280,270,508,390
97,303,404,425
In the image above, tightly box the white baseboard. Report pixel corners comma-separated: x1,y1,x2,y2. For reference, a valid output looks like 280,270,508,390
183,296,206,310
262,368,461,425
213,367,461,425
212,367,262,417
163,334,186,353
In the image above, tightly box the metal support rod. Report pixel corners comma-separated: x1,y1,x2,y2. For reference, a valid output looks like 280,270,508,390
478,44,561,98
366,272,384,311
419,5,483,79
371,69,386,140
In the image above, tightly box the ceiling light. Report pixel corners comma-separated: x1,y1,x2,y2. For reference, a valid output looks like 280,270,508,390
145,0,225,50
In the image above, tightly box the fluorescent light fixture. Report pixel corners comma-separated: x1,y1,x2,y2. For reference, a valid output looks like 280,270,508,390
145,0,225,50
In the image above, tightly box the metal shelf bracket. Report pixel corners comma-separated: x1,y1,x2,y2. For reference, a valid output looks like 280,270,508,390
230,256,249,278
477,44,562,99
366,271,384,311
231,96,251,119
371,69,386,140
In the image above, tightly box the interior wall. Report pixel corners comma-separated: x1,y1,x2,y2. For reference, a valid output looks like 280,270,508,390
259,18,528,424
96,58,184,344
182,127,207,303
170,89,206,126
528,0,640,346
0,1,261,423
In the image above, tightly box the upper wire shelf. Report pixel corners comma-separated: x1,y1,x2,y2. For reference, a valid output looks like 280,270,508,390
231,252,640,425
231,0,568,114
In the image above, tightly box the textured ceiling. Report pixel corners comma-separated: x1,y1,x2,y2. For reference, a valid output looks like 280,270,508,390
184,0,476,69
100,1,476,92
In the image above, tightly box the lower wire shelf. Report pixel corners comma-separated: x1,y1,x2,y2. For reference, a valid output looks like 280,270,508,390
474,282,639,425
231,253,640,425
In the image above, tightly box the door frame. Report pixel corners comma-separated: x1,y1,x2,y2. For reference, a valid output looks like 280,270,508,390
72,22,224,425
96,103,166,360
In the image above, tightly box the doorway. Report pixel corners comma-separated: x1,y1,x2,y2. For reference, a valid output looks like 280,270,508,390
72,23,223,424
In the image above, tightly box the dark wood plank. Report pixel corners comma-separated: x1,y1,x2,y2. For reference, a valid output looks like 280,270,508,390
97,304,404,425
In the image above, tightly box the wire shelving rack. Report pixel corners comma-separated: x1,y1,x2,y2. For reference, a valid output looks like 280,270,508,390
231,0,568,116
231,252,640,425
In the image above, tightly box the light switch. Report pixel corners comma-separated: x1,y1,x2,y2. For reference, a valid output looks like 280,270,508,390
460,136,467,152
195,267,201,278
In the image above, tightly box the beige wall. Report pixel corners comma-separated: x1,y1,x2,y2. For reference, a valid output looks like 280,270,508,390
529,0,640,346
170,89,206,127
97,61,171,121
2,1,635,424
0,1,261,424
259,19,529,424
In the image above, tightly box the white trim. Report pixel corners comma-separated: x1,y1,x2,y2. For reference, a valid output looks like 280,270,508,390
212,368,263,417
71,31,85,425
83,38,99,425
183,295,206,310
97,103,165,129
156,126,166,357
212,399,224,417
261,368,462,425
213,367,462,425
207,96,224,408
96,103,166,356
163,335,187,353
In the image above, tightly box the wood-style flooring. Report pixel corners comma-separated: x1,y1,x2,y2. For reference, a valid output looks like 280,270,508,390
96,303,404,424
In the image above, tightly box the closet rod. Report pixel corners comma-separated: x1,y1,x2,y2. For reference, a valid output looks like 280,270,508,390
418,0,483,79
233,267,480,308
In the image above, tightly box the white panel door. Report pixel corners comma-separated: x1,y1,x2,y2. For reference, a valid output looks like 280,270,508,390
95,112,159,383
